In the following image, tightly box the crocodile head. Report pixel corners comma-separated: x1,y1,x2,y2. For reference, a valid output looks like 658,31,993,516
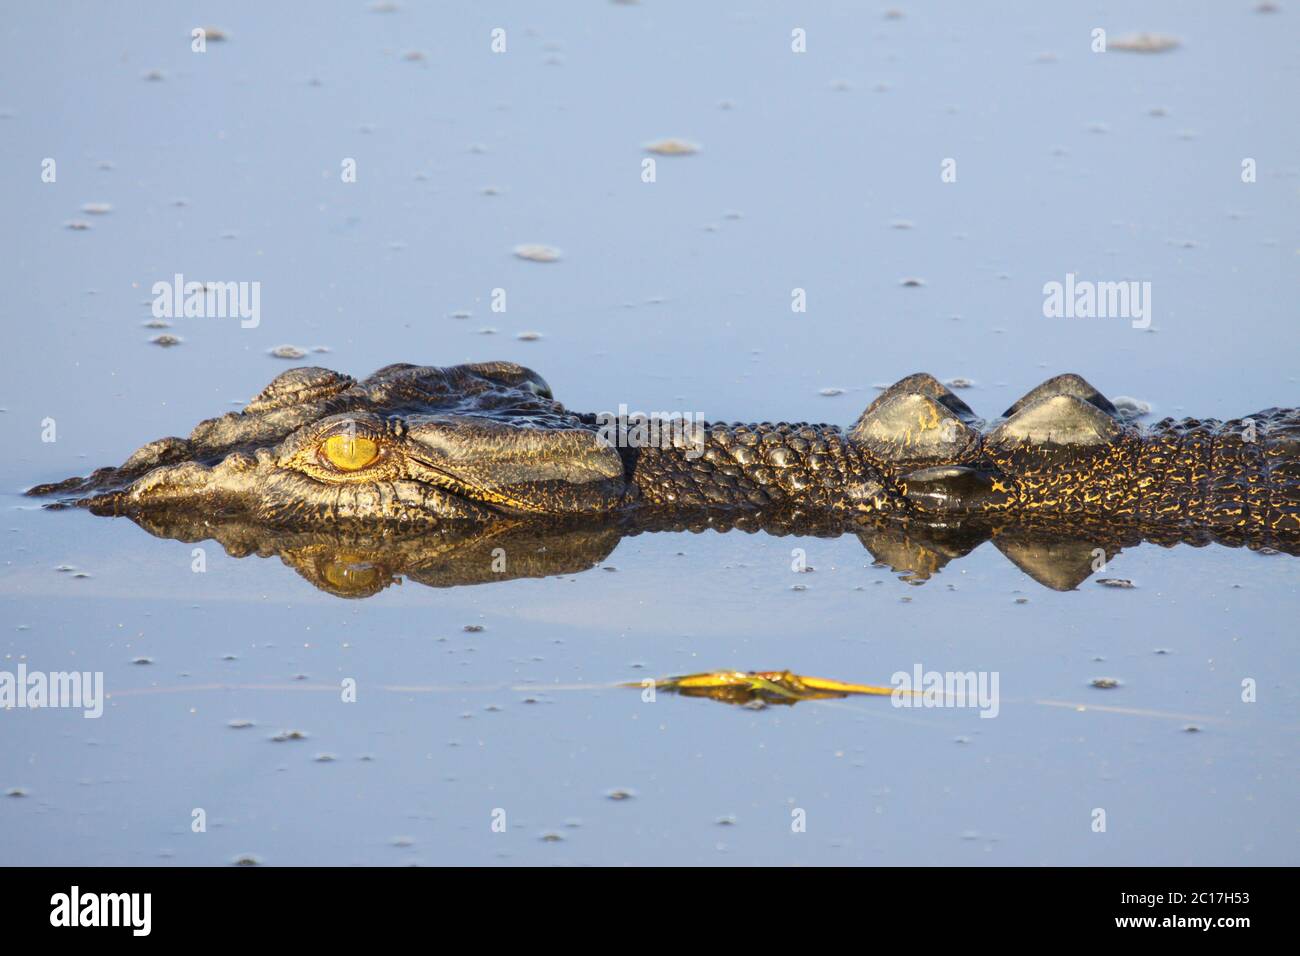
28,362,628,527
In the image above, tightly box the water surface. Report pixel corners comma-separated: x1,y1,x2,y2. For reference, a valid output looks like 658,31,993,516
1,1,1297,865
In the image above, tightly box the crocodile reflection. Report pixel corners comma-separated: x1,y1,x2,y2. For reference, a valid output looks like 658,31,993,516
118,506,1293,598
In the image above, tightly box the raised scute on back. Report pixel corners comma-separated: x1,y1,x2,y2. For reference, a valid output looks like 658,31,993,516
986,394,1124,450
1003,373,1118,419
863,372,978,422
849,391,980,463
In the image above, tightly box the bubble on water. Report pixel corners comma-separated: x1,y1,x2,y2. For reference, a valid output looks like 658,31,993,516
64,220,93,231
513,244,561,263
516,331,543,341
1089,678,1121,689
819,387,845,396
270,730,308,742
945,377,974,389
5,787,28,798
1110,33,1180,53
81,202,113,215
231,854,263,866
268,345,307,359
143,319,171,329
132,657,154,666
899,277,925,287
463,624,485,633
314,753,337,763
539,831,564,843
1111,396,1152,420
1096,578,1135,589
227,719,254,729
605,788,636,801
644,138,700,156
151,334,182,347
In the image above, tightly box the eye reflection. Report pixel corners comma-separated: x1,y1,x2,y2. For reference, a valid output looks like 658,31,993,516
321,555,383,592
321,433,380,471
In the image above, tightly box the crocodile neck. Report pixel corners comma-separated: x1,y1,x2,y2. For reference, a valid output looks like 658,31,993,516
625,421,901,513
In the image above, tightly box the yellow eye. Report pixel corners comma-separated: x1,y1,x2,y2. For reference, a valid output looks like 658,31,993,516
321,434,380,471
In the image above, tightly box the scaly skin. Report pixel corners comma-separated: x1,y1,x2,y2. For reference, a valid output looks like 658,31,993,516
27,363,1300,547
630,413,1300,537
629,422,897,513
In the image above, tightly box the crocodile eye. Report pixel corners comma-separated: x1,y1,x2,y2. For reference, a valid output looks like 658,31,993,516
322,556,382,591
320,434,380,471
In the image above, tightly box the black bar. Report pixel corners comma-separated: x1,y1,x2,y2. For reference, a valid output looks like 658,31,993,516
1,866,1282,940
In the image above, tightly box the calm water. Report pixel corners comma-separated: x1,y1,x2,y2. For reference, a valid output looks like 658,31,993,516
2,1,1297,865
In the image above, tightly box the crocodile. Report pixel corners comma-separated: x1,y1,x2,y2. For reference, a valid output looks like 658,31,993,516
28,362,1300,555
